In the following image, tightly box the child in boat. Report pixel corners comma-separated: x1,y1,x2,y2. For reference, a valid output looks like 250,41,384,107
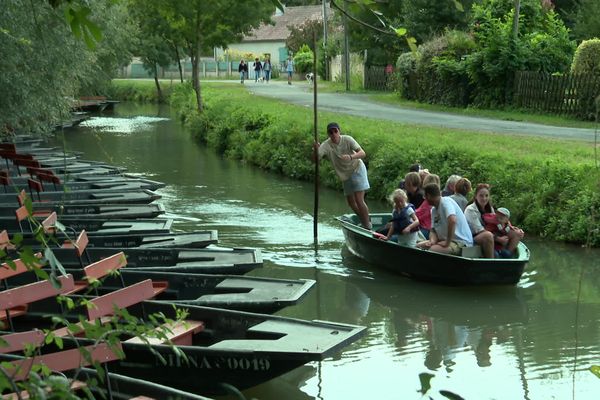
484,207,516,258
381,189,420,246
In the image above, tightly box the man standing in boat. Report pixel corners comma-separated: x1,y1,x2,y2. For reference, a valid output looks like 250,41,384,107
314,122,371,229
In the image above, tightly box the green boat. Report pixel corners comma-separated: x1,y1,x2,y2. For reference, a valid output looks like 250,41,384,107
337,213,530,286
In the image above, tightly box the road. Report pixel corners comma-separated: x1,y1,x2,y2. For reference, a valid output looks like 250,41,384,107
236,80,596,142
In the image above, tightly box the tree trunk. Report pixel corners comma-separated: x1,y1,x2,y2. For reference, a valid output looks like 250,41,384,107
191,11,203,112
153,64,163,101
174,45,184,83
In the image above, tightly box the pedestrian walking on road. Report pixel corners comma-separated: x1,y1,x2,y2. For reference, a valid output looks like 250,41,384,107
263,57,272,83
238,60,248,84
254,57,262,82
286,55,294,85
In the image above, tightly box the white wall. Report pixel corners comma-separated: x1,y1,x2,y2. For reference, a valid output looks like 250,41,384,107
216,41,287,65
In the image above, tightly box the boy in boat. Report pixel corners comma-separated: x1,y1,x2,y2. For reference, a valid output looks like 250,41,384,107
314,122,371,229
484,207,522,258
380,189,420,246
417,183,473,255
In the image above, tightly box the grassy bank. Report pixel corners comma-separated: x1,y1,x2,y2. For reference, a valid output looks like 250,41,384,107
112,79,600,246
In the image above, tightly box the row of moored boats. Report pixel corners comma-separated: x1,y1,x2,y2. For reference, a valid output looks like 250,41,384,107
0,136,366,399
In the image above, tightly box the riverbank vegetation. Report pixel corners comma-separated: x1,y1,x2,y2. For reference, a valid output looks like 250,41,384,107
139,80,598,247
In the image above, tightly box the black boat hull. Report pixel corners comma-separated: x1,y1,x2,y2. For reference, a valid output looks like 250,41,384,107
338,214,529,285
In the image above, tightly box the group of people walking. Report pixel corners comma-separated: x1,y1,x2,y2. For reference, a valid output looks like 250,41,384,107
313,122,524,259
238,55,295,85
238,57,272,84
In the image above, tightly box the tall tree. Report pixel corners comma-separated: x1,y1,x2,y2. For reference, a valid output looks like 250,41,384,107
157,0,274,112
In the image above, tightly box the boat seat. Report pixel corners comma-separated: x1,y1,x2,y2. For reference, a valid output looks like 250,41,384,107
4,380,88,400
461,245,482,259
87,279,156,320
52,316,113,338
27,178,44,201
125,320,204,346
0,230,15,251
0,275,74,331
0,253,44,326
0,330,45,354
65,252,127,295
5,341,122,382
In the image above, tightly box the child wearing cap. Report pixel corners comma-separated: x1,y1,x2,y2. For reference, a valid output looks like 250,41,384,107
484,207,514,258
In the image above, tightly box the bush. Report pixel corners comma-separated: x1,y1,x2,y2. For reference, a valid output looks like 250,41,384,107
571,38,600,75
293,44,314,74
171,83,600,246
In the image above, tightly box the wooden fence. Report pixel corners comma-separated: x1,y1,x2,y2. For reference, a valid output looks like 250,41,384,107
513,71,600,120
364,65,393,91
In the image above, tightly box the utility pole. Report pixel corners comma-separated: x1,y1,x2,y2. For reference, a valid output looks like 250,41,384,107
512,0,521,40
343,0,350,91
322,0,328,81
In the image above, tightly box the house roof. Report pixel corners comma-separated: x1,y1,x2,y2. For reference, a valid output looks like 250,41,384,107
243,4,330,43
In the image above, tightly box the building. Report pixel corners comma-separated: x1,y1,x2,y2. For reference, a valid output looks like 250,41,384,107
216,4,330,67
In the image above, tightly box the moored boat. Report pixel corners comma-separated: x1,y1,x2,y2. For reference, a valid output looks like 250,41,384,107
337,213,530,285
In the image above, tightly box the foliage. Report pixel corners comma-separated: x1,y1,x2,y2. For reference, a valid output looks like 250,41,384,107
570,0,600,40
108,80,181,103
466,0,574,107
293,44,314,74
570,38,600,75
169,82,600,246
143,0,274,112
286,19,324,53
401,0,476,43
0,1,135,137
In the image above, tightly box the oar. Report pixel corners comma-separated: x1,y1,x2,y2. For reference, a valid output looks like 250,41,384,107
312,31,319,244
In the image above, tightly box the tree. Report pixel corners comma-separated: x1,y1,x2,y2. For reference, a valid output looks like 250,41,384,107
570,0,600,40
151,0,274,113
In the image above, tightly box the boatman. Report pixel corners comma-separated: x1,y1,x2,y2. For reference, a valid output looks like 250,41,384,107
314,122,371,229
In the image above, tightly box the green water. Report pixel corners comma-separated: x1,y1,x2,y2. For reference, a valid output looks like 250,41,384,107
50,103,600,400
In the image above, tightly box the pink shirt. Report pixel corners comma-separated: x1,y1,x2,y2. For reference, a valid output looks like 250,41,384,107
416,200,432,230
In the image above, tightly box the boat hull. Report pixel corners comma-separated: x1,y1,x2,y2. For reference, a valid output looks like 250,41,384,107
338,214,529,285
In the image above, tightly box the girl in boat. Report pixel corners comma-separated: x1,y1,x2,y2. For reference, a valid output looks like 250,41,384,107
382,189,420,246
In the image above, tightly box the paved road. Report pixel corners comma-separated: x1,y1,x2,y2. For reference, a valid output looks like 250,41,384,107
235,80,596,142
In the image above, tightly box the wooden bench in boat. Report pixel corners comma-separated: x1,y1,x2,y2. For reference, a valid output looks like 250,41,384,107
3,341,122,382
0,330,45,354
58,279,199,345
0,230,15,250
0,275,75,330
0,253,44,325
461,245,483,258
4,380,88,400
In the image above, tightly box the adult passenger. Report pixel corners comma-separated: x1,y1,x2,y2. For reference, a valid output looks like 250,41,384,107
314,122,371,229
464,184,499,258
404,172,424,209
450,178,471,211
442,175,461,197
417,184,473,255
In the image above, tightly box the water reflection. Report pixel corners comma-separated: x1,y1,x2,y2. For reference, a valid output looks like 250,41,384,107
51,103,600,400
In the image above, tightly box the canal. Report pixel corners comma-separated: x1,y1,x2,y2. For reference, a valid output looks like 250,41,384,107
50,103,600,400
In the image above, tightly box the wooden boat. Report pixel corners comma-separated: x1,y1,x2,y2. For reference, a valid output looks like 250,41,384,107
0,278,365,394
11,230,217,248
7,254,312,314
0,334,212,400
49,245,263,273
6,215,173,235
0,189,161,206
0,203,166,219
337,213,530,285
1,174,165,191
